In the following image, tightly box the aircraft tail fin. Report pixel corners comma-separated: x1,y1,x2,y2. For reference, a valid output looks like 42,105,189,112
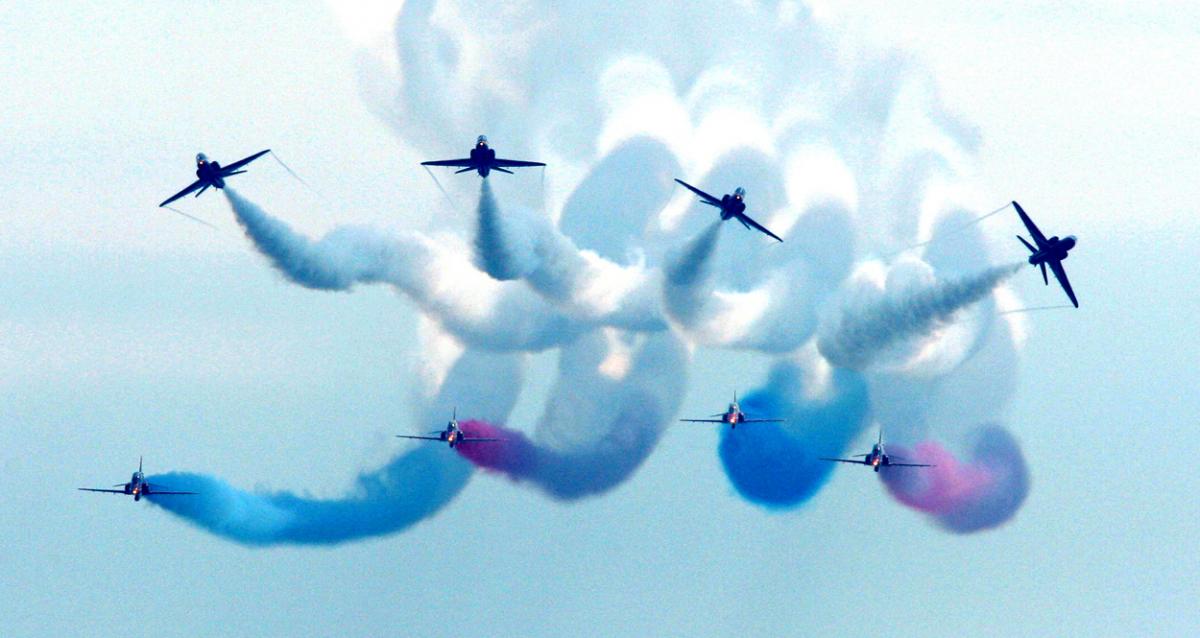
1017,235,1037,254
455,167,475,174
1040,262,1048,285
138,456,143,473
195,184,210,198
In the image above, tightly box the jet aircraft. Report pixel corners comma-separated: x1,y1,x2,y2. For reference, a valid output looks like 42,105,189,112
421,135,545,178
679,393,784,429
1013,200,1078,308
159,149,271,207
674,179,783,242
820,429,933,472
78,457,197,501
397,409,502,449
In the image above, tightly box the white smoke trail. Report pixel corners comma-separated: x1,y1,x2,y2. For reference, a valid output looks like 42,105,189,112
225,188,585,351
475,181,668,332
817,260,1022,371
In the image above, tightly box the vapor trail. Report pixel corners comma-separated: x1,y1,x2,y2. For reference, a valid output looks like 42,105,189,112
817,262,1022,370
223,188,584,351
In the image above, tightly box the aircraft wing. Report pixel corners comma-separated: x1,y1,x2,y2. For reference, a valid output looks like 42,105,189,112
1048,260,1079,308
78,487,127,494
221,149,271,174
421,158,475,168
396,435,445,441
819,457,868,465
736,212,784,242
492,158,545,168
674,179,722,205
1012,201,1048,246
159,179,204,207
680,419,725,423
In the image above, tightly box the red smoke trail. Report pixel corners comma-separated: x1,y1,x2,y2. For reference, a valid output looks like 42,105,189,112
454,419,538,479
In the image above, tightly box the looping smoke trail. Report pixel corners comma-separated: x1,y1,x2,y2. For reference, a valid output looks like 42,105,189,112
475,181,668,331
718,353,871,507
454,331,689,500
879,425,1029,533
817,262,1023,371
223,188,585,351
145,347,527,546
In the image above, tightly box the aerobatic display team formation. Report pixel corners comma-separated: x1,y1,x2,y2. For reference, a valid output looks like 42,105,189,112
78,9,1082,546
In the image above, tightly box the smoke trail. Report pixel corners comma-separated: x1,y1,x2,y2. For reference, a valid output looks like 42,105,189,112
474,180,538,280
879,425,1029,533
223,188,585,351
817,262,1021,371
455,331,689,499
663,221,821,352
718,354,871,507
475,182,668,332
145,347,524,546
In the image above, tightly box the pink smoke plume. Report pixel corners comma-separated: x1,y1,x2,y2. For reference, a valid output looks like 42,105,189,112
455,419,538,479
880,425,1029,533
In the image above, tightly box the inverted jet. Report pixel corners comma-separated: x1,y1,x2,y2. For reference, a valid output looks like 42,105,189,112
679,393,784,429
1014,200,1078,308
397,408,502,449
674,179,783,242
821,429,933,473
159,149,271,207
421,135,545,178
78,457,197,501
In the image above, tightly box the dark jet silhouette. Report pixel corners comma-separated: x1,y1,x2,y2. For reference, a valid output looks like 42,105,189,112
674,178,783,242
679,392,784,430
820,429,933,473
1014,200,1078,308
421,135,545,178
78,457,197,501
159,149,271,207
396,408,502,449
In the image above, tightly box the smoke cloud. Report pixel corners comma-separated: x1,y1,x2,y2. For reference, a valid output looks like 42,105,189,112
880,425,1030,533
817,262,1022,371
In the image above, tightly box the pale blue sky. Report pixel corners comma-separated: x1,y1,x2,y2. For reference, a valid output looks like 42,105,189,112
1,2,1197,635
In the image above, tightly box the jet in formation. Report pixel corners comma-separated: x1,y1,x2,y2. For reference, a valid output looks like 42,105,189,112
674,179,784,242
159,149,271,207
679,393,784,429
78,457,197,501
821,429,933,472
1014,200,1078,308
397,409,502,448
421,135,546,178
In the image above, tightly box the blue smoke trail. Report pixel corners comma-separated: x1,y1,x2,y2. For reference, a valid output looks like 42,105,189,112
719,359,870,508
146,445,469,546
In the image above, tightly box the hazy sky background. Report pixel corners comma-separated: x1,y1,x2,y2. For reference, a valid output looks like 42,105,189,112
2,2,1197,635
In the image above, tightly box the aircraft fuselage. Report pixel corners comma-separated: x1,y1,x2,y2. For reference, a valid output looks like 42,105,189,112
722,405,747,427
468,143,496,177
867,445,890,472
719,194,747,220
196,158,226,189
1028,235,1076,266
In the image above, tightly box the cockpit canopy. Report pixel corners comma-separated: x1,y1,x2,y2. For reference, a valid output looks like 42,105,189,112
196,152,208,165
733,186,745,200
476,135,488,147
